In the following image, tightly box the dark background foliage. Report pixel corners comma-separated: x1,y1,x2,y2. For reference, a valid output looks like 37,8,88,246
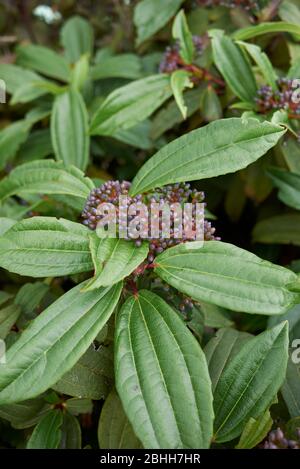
0,0,300,450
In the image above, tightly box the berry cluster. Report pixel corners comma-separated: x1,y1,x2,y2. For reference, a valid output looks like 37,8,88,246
196,0,261,11
263,428,300,449
159,282,196,314
255,78,300,117
82,180,219,266
159,36,205,75
82,180,141,231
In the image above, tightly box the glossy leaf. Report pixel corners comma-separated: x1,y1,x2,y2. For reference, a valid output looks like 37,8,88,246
154,241,299,315
267,167,300,210
210,31,257,102
90,75,172,136
134,0,184,45
237,41,278,90
213,322,289,442
233,22,300,41
16,44,70,82
51,89,90,171
91,54,142,80
0,281,122,405
235,409,273,449
0,160,94,202
130,118,285,195
204,328,252,393
172,10,194,64
115,290,214,449
170,70,193,119
0,217,93,277
83,236,149,290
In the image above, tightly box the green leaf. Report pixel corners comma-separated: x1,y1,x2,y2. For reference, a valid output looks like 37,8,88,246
154,241,299,315
201,86,222,122
60,15,94,63
235,409,273,449
59,412,82,449
15,281,50,326
281,138,300,174
90,75,172,136
170,70,193,119
0,160,94,203
278,2,300,40
18,129,53,163
11,79,64,105
200,303,234,328
98,389,142,449
151,87,204,139
134,0,185,46
16,44,70,82
51,89,90,171
204,328,252,393
288,57,300,79
233,22,300,41
112,121,152,150
0,120,32,170
70,54,90,90
53,344,114,400
83,237,149,291
0,217,93,277
0,304,21,339
187,305,204,342
281,352,300,418
0,218,16,236
253,214,300,246
130,118,285,196
91,54,142,80
0,291,13,307
27,410,63,449
267,167,300,210
115,290,213,449
172,10,194,64
0,398,51,429
210,31,257,102
65,398,93,415
0,64,43,94
268,304,300,342
213,322,289,443
0,281,122,405
237,41,278,90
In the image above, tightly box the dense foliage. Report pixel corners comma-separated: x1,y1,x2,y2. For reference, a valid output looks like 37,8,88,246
0,0,300,450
